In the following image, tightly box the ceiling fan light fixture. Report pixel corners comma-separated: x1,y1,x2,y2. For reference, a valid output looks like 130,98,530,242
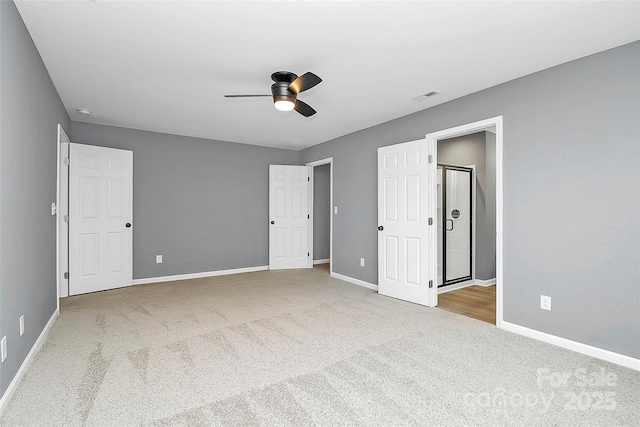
274,97,295,111
225,70,320,117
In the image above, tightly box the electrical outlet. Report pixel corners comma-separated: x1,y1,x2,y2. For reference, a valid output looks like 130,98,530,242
1,336,6,363
334,206,338,214
360,258,365,267
20,315,24,336
540,295,551,311
156,255,163,264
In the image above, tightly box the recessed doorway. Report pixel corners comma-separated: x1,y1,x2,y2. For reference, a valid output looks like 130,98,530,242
426,116,503,327
307,157,333,275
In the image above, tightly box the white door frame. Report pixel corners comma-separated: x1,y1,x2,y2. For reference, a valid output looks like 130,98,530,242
56,124,71,303
426,116,503,327
306,157,333,274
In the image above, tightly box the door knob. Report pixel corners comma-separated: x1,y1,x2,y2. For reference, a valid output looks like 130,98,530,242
125,223,132,228
378,226,384,231
270,221,275,225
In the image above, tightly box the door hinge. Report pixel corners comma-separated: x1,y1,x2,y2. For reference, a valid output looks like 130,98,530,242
428,217,433,225
64,215,69,223
64,157,70,166
308,214,310,219
429,280,433,288
308,177,310,181
428,155,433,164
64,272,69,280
307,252,310,257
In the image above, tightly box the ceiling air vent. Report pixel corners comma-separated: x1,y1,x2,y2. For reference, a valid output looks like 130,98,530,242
412,91,441,102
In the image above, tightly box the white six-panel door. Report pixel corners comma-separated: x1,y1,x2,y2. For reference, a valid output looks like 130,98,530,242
69,143,133,295
377,139,437,306
269,165,311,270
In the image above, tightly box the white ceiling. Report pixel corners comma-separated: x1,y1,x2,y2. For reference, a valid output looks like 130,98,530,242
15,1,640,150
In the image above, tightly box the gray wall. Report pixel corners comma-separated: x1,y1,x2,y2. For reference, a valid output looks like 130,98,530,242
71,123,299,279
313,163,330,261
438,131,496,280
301,42,640,359
0,1,71,397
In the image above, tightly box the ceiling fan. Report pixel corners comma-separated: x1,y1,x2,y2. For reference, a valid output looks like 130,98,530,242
224,71,322,117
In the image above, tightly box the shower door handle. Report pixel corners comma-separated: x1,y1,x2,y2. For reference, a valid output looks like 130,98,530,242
446,219,454,231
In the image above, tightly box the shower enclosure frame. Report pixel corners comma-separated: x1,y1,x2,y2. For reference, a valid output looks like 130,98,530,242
438,163,474,287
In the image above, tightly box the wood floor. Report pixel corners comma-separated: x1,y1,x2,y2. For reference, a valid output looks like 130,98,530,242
315,262,330,273
437,285,496,325
315,263,495,325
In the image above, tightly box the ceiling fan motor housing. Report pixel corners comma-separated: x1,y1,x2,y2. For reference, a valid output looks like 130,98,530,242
271,71,298,103
271,71,298,83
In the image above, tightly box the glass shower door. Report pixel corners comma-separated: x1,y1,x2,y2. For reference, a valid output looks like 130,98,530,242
438,165,473,286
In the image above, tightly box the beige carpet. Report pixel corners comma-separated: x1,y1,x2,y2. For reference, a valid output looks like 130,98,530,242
2,266,639,426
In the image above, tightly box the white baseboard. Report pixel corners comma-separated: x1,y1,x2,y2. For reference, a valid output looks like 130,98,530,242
474,278,496,287
330,272,378,291
313,259,330,265
501,321,640,372
132,265,269,286
0,309,58,415
438,278,496,294
438,280,474,294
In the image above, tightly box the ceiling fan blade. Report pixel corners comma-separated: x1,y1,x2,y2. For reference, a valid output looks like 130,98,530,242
294,99,316,117
224,94,271,98
288,72,322,94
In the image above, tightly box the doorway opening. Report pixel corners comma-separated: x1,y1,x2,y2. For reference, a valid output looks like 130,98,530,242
427,116,503,327
431,126,499,325
307,157,333,275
